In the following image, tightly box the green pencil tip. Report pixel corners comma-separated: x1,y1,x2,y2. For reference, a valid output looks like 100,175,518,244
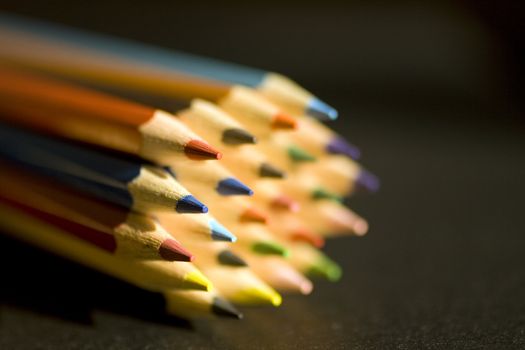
311,188,344,203
307,256,342,282
252,241,289,257
288,145,316,162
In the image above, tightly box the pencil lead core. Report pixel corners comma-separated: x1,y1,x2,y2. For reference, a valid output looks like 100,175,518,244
159,239,194,262
216,177,254,196
306,98,338,121
326,137,361,160
259,163,286,178
210,219,237,242
288,146,316,162
271,113,297,130
212,297,243,319
222,128,257,145
184,139,222,160
217,250,248,267
176,195,208,213
240,207,269,224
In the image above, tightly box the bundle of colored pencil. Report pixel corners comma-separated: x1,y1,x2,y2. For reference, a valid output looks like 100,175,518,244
0,13,378,319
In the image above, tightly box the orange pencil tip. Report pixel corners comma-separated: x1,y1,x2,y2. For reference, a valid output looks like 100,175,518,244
240,207,269,224
271,113,297,130
185,139,222,160
271,195,300,212
291,228,325,248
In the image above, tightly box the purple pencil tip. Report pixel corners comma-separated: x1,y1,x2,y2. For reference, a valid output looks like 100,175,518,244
326,137,361,160
354,169,380,194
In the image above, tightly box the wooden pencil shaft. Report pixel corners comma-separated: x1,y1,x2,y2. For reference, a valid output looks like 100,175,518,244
0,203,203,291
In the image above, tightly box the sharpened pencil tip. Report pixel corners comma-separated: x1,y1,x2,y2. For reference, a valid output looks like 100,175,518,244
240,207,269,224
290,228,325,248
271,112,297,130
176,195,208,213
216,177,254,196
184,139,222,160
212,297,243,319
271,195,300,212
217,250,248,267
312,188,344,203
182,271,213,291
252,241,289,257
306,98,338,121
308,257,342,282
240,287,282,307
210,219,237,242
222,128,257,145
354,169,380,194
326,137,361,160
159,239,194,262
288,146,316,162
259,163,286,178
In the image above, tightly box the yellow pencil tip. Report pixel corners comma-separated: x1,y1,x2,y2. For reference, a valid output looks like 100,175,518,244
240,287,282,307
183,271,213,291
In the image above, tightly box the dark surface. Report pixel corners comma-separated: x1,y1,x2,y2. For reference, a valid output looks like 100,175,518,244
0,1,524,349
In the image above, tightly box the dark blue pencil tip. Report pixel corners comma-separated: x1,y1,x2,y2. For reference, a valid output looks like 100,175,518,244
176,195,208,213
353,169,380,194
216,177,254,196
326,137,361,160
210,219,237,242
306,98,338,121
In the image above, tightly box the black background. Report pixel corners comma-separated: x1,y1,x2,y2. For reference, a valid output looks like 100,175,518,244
0,1,524,349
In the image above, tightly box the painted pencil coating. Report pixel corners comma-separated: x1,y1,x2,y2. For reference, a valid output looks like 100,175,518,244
0,124,207,214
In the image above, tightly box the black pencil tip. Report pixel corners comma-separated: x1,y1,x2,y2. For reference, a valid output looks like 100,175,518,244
259,163,286,178
218,250,248,267
222,128,257,145
212,297,243,319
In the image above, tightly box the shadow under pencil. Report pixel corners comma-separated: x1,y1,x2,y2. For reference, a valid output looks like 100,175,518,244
0,233,194,329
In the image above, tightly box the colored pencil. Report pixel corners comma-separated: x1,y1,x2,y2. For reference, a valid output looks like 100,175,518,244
236,253,313,295
0,14,336,120
287,242,343,282
157,212,237,243
278,173,344,204
0,67,222,163
178,99,257,145
163,289,242,319
266,211,325,248
303,156,380,195
0,124,208,214
0,201,212,291
163,238,247,268
201,266,282,306
296,201,369,237
292,116,361,160
167,161,253,197
0,166,194,261
220,146,287,183
228,223,289,257
252,181,300,213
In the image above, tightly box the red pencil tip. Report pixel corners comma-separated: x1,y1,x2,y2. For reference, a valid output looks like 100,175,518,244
271,195,300,212
185,140,222,160
240,207,269,224
290,228,325,248
271,113,297,130
159,239,195,262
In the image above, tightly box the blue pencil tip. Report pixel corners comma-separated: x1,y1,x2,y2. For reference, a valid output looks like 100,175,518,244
176,195,208,213
216,177,254,196
210,219,237,242
307,98,338,121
